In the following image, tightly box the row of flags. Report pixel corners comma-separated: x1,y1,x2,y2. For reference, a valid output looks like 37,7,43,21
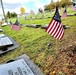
60,7,76,18
9,7,67,40
9,6,75,40
46,5,76,40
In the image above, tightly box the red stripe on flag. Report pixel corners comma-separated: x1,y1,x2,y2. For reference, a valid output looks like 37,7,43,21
61,13,67,18
72,7,76,11
46,20,55,33
46,20,55,32
54,23,62,39
51,22,60,37
46,20,64,40
12,25,21,31
56,26,64,40
49,21,57,35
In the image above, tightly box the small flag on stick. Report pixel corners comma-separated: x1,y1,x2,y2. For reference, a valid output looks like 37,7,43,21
46,6,64,40
10,20,21,31
72,2,76,11
12,25,21,31
61,8,67,18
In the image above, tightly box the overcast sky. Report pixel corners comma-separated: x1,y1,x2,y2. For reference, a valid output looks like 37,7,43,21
0,0,60,15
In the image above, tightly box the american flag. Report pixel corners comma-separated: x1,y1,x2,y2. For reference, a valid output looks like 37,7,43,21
46,6,64,40
12,25,21,31
61,8,67,18
72,2,76,11
72,7,76,11
10,20,21,31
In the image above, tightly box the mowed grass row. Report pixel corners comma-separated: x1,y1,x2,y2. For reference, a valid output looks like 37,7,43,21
0,16,76,61
0,16,76,74
0,20,55,61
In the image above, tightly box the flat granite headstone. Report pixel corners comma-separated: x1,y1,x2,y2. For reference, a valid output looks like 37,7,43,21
15,54,44,75
0,37,19,54
63,25,71,29
0,54,44,75
41,25,48,29
67,14,75,16
26,24,41,28
0,29,4,32
0,36,13,47
2,22,8,27
0,34,6,38
41,25,70,29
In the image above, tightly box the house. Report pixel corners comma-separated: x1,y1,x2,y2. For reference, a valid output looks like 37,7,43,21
17,13,30,18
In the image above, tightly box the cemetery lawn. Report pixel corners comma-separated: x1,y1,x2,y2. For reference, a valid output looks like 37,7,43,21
0,16,76,75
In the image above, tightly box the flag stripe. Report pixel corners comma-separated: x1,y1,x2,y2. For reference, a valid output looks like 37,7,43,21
61,13,67,18
12,25,21,31
60,31,64,40
46,20,55,33
72,7,76,11
51,22,60,36
56,26,64,39
46,19,54,31
58,25,64,39
61,8,67,18
48,20,56,33
54,24,62,38
49,20,57,34
59,30,64,40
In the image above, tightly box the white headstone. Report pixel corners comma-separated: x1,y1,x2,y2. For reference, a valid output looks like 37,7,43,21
0,37,13,47
0,59,34,75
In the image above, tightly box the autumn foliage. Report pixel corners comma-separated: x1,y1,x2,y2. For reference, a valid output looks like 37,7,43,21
44,0,72,11
20,7,25,14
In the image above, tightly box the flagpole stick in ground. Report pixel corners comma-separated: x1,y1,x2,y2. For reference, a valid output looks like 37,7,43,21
46,6,64,54
56,39,58,53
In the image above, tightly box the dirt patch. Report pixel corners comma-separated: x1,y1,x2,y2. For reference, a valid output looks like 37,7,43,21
42,44,76,75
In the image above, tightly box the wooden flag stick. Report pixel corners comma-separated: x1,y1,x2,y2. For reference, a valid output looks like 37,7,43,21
56,39,58,53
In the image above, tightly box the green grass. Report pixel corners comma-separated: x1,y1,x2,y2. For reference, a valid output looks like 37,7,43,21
0,9,76,75
0,16,76,60
9,17,52,25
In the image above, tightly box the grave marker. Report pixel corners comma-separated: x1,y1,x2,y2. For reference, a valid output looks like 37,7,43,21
0,36,19,54
0,54,44,75
0,59,34,75
0,34,5,38
0,37,13,47
0,29,4,32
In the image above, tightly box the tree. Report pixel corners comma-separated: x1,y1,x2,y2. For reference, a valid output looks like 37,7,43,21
20,7,25,14
44,2,55,11
38,8,43,13
44,0,72,11
7,11,11,18
72,0,76,2
11,12,17,17
60,0,72,7
6,11,17,18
